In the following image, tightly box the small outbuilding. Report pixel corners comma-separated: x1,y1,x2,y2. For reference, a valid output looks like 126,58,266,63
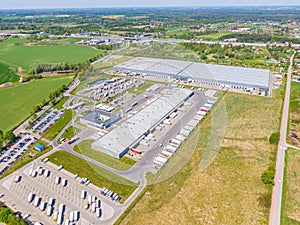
35,144,45,152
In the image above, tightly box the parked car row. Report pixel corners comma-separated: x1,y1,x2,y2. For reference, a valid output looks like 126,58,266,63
31,108,63,134
0,134,37,175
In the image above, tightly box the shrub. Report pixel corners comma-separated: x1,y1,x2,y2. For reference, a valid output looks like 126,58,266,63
269,132,280,145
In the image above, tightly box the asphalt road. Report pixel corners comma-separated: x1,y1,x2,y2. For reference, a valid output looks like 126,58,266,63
269,52,296,225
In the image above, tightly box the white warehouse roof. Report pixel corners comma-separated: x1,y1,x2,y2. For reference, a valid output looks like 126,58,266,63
114,57,271,89
92,88,193,157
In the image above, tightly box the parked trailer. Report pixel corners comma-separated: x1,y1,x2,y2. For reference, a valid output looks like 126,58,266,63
154,156,168,164
92,195,97,203
57,165,63,171
162,150,173,158
175,135,185,142
91,203,96,213
69,211,74,222
48,198,55,206
34,197,41,207
31,170,38,178
44,170,50,177
153,159,165,167
46,206,53,217
64,219,70,225
197,111,206,116
87,195,92,204
55,177,61,185
165,145,177,153
169,142,179,148
81,190,86,199
27,192,34,203
84,199,89,210
170,139,181,145
38,168,44,176
57,213,63,225
61,179,67,187
40,202,46,211
58,204,65,214
14,175,21,183
96,208,102,218
96,199,101,208
73,211,79,222
163,119,172,125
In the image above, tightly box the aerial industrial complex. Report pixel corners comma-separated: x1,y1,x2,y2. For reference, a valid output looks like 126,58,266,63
114,57,272,96
92,88,194,158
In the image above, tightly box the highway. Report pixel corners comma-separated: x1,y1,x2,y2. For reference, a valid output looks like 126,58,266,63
269,52,296,225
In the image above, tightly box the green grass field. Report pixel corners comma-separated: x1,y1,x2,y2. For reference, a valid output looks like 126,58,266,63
281,149,300,225
42,109,73,141
0,63,19,84
74,140,136,171
47,150,138,202
288,82,300,147
0,38,101,73
0,76,73,132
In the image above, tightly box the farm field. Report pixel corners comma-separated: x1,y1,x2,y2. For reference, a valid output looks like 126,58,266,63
74,140,136,171
0,37,101,73
288,82,300,147
47,150,138,202
118,91,282,225
281,149,300,225
0,63,19,85
0,76,73,132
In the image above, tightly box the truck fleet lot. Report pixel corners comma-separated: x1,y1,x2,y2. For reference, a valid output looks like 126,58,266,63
0,161,115,225
0,73,219,224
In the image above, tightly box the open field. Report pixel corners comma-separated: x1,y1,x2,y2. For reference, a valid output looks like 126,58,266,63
0,140,52,179
281,149,300,225
0,63,19,85
47,150,138,202
0,76,73,132
0,38,100,73
74,140,136,171
119,91,282,225
288,82,300,147
42,109,73,141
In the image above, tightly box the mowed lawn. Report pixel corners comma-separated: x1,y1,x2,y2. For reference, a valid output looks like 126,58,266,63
119,92,282,225
0,63,19,84
0,76,72,132
47,150,138,202
0,38,100,73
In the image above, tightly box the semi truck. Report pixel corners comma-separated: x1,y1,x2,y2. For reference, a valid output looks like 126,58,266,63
27,192,34,203
165,145,177,153
170,139,181,145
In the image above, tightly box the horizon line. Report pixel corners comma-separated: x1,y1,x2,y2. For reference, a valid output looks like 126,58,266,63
1,5,300,10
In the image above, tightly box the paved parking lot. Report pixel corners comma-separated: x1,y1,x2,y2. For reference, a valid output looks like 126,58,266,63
0,161,116,225
78,77,139,102
30,108,63,134
0,134,37,175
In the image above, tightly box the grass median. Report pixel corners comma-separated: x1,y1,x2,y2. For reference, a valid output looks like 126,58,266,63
42,109,73,141
47,150,138,202
74,139,136,171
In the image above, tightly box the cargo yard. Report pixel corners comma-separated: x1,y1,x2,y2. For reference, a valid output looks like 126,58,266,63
0,55,262,225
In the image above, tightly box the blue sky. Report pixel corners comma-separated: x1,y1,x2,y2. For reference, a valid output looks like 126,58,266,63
1,0,299,9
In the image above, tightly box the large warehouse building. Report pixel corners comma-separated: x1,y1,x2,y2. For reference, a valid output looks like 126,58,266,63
114,57,272,95
92,88,193,158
